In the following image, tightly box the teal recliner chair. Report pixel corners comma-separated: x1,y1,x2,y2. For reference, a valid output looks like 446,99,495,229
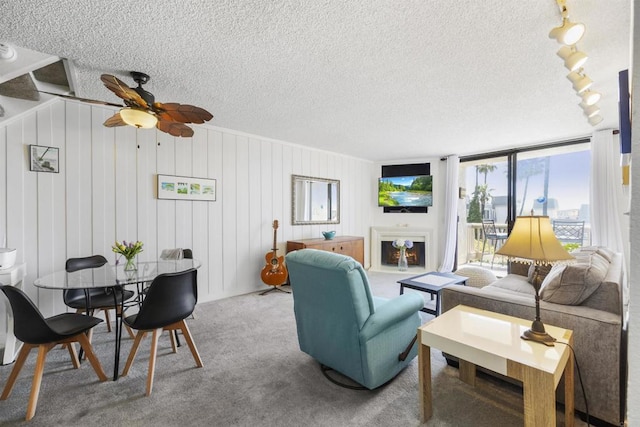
285,249,424,389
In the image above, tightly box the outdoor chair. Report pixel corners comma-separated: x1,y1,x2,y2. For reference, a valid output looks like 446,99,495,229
552,220,585,246
481,220,508,267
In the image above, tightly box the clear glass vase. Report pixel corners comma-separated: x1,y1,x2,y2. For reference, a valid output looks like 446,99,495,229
124,257,137,272
398,247,408,271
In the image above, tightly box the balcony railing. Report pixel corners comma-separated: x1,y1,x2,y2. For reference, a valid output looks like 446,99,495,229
459,222,591,273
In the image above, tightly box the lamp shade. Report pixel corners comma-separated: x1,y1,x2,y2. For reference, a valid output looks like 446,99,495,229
495,216,574,265
557,46,588,72
119,108,158,129
549,18,585,45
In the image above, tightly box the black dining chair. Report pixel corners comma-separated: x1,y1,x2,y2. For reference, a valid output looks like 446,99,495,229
148,248,195,351
121,268,203,396
64,255,136,340
0,285,108,421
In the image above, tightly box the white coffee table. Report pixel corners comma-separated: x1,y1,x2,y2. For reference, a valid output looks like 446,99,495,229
419,305,574,427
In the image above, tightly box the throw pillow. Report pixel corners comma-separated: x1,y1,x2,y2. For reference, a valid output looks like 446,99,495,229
540,253,607,305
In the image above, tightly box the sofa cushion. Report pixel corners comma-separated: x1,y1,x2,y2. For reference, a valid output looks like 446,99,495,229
453,266,497,288
540,253,608,305
485,274,535,295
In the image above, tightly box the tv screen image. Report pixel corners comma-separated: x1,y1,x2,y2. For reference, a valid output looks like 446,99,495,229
378,175,433,207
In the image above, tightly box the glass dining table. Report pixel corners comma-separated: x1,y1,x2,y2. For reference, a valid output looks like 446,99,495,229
33,258,201,380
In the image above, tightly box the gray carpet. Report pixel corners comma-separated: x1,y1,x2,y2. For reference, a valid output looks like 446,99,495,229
0,271,584,426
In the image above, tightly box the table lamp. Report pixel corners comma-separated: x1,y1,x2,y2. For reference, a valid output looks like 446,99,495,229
496,215,574,346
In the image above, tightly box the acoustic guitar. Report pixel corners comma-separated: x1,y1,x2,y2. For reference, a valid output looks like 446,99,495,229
260,220,289,294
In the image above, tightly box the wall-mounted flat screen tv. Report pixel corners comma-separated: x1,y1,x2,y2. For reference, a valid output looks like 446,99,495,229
378,175,433,207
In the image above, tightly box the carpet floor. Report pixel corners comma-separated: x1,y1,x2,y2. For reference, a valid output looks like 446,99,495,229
0,271,586,426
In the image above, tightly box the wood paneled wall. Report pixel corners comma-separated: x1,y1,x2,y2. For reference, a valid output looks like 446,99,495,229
0,100,373,316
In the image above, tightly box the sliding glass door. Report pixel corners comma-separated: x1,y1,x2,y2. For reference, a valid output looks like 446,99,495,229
457,141,591,272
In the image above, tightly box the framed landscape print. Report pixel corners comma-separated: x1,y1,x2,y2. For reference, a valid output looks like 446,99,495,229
29,145,59,173
157,174,216,201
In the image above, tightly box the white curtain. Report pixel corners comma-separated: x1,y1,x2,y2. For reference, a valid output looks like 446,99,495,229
590,129,625,253
438,155,459,272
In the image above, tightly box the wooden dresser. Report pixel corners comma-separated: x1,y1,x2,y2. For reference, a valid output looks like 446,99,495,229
286,236,364,266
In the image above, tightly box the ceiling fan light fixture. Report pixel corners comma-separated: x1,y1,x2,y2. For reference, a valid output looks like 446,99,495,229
119,107,157,129
557,46,588,71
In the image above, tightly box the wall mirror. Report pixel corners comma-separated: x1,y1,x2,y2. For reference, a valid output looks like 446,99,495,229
292,175,340,225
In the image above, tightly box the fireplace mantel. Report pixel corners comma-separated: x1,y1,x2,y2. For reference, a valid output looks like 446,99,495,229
370,227,434,273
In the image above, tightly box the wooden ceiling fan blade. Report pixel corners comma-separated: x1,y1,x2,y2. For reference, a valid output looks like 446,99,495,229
154,102,213,124
157,119,194,137
100,74,148,109
38,91,123,107
103,112,127,127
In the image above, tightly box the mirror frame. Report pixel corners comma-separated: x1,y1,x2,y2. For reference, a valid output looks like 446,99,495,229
291,174,340,225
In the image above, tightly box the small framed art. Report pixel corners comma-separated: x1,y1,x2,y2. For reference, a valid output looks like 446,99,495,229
157,174,216,201
29,145,59,173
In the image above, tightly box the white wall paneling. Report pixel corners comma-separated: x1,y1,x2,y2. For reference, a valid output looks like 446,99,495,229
0,99,374,314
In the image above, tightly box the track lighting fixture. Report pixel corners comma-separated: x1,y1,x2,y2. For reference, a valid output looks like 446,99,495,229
548,0,585,45
588,115,603,126
579,90,601,106
550,0,602,126
557,46,588,72
580,102,600,118
567,71,593,94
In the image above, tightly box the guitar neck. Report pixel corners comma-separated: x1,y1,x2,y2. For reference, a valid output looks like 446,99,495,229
272,227,278,253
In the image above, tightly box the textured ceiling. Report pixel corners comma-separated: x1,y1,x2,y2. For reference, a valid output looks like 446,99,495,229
0,0,631,161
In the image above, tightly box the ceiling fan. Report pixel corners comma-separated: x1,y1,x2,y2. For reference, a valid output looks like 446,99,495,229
42,71,213,137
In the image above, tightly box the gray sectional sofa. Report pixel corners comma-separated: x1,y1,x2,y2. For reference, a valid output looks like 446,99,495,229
441,247,626,426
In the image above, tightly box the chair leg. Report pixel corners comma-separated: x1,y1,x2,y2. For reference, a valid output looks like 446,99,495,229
480,238,487,265
103,308,112,332
177,320,203,368
169,329,178,353
122,331,147,377
75,333,108,382
25,344,50,421
125,325,136,340
146,328,162,396
66,343,80,369
1,343,33,400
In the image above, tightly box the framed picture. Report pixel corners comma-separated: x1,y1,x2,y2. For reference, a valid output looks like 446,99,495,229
29,145,59,173
157,174,216,201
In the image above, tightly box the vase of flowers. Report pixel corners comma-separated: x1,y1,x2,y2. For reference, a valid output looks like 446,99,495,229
112,240,144,272
392,239,413,271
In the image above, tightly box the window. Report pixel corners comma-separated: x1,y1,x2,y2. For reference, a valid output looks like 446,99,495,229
457,141,590,270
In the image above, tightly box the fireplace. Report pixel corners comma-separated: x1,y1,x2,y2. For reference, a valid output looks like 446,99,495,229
380,241,425,267
370,227,434,272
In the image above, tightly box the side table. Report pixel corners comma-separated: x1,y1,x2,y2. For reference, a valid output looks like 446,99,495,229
419,305,574,427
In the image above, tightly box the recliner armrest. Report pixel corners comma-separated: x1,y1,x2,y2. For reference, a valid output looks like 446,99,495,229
359,293,423,341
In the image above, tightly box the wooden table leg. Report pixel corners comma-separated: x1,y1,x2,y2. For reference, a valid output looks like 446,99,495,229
564,338,575,427
522,367,555,427
459,359,476,386
419,341,432,423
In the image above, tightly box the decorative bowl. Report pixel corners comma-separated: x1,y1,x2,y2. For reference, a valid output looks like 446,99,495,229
322,231,336,240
